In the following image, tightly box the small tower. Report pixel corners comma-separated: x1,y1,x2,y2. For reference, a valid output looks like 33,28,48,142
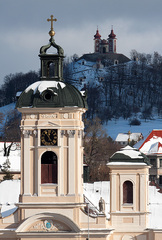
108,27,117,53
107,146,150,237
94,28,101,53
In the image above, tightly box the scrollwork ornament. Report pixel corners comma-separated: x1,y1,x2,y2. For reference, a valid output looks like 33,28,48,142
68,130,75,138
22,130,31,138
60,130,64,137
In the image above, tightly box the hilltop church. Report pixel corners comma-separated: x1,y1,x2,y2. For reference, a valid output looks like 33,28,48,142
0,15,162,240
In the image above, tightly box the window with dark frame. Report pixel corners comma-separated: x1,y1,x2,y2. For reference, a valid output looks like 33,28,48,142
41,151,57,184
123,180,133,204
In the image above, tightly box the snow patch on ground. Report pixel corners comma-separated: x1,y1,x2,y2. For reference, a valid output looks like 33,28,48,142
0,180,20,218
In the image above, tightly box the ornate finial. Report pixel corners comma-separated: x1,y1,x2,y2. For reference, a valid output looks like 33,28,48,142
47,15,57,37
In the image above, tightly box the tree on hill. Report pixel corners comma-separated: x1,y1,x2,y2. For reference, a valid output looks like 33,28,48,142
0,71,39,106
2,109,21,143
1,159,13,181
83,117,121,182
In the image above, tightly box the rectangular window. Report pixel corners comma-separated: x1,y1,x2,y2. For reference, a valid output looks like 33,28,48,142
159,176,162,185
160,159,162,168
150,159,156,168
149,175,156,182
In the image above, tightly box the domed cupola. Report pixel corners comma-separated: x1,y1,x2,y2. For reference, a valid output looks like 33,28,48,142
109,145,150,165
16,15,87,109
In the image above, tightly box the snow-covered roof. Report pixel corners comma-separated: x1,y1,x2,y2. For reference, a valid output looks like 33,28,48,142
139,130,162,154
115,132,143,142
109,146,150,165
25,81,66,94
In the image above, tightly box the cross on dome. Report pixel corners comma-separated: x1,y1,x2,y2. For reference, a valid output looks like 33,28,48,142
47,15,57,37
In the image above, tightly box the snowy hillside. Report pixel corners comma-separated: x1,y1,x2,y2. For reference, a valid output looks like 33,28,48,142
104,117,162,140
0,103,161,141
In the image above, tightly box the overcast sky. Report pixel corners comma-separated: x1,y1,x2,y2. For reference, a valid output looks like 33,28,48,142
0,0,162,85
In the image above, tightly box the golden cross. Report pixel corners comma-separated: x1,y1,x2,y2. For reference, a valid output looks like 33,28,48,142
47,15,57,31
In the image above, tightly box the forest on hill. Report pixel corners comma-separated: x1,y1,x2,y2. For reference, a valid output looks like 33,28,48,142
0,50,162,181
0,50,162,124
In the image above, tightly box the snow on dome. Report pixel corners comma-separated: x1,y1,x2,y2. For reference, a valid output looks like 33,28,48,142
25,81,66,94
111,146,143,159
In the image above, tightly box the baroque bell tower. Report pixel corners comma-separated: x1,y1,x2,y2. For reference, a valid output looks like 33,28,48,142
0,15,112,240
16,14,87,207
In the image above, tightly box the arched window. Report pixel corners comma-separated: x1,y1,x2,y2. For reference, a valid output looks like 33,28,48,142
103,47,106,53
123,181,133,204
41,151,57,184
47,61,55,77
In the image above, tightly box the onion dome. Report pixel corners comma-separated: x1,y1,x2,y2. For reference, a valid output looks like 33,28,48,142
108,29,116,39
108,146,150,165
94,29,101,39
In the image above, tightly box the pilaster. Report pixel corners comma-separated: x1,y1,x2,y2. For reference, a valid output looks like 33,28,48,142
68,130,76,195
22,130,31,196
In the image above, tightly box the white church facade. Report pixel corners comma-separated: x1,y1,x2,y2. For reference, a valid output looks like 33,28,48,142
0,15,162,240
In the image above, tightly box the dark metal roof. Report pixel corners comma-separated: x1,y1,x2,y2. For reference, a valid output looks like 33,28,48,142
78,53,130,64
110,146,150,165
16,80,87,109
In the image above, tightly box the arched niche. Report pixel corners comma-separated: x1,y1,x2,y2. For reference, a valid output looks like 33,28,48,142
123,180,133,204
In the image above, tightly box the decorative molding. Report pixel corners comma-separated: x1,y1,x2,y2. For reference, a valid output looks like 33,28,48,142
28,219,70,232
33,129,38,137
68,130,75,138
25,114,37,119
30,114,37,119
60,130,64,137
78,130,81,138
63,113,69,119
22,130,31,138
41,114,57,119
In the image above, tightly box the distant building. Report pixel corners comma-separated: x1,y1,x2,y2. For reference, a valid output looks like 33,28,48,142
115,132,143,146
94,27,117,54
139,129,162,185
77,27,130,68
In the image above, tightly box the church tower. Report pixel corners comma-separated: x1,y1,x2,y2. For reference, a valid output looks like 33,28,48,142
108,27,117,53
94,28,101,53
16,14,88,221
12,15,111,239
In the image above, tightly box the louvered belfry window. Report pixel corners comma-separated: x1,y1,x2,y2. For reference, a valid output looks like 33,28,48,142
41,151,57,184
123,181,133,204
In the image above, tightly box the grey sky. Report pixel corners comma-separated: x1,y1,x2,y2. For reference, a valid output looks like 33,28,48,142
0,0,162,85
